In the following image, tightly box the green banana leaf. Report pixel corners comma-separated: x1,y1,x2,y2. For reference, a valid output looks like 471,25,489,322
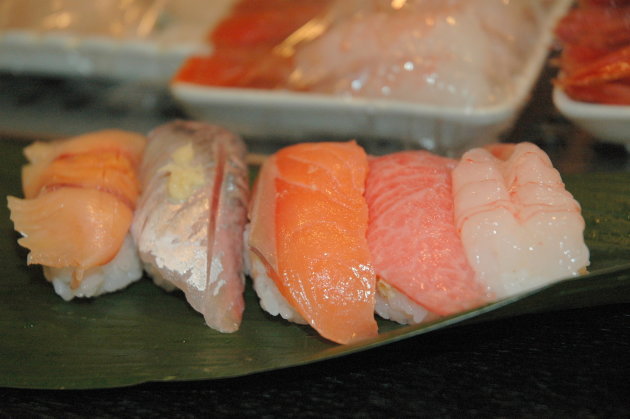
1,139,629,390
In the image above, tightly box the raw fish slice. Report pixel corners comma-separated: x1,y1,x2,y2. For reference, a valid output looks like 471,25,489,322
556,45,630,105
21,129,145,199
365,151,490,324
286,0,550,106
131,121,249,333
6,130,146,299
247,141,377,344
554,0,630,104
8,188,133,271
174,0,331,89
452,142,590,299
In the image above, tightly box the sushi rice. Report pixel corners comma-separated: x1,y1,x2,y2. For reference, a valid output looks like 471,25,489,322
44,234,143,301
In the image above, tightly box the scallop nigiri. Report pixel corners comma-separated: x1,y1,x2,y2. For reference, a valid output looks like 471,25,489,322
7,130,146,300
452,142,590,298
246,141,378,344
365,151,490,325
131,121,249,333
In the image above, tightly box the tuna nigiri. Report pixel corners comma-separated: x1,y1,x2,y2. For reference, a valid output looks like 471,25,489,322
7,130,146,300
365,151,490,324
131,121,249,333
246,141,378,344
452,142,590,298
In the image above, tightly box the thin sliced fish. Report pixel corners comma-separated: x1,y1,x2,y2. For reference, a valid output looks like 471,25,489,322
247,141,378,344
365,151,491,323
132,121,249,333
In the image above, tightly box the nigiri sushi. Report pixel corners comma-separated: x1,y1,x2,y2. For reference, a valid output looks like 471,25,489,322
365,151,491,325
131,121,249,333
452,142,590,298
246,141,378,344
7,130,146,300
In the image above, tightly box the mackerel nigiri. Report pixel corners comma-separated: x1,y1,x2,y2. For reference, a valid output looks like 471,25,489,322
131,121,249,333
365,151,490,324
7,130,146,300
246,141,378,344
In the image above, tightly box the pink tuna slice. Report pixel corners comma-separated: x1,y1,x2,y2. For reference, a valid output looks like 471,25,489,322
365,151,491,317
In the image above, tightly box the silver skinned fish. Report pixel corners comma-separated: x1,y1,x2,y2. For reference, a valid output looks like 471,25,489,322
132,121,249,333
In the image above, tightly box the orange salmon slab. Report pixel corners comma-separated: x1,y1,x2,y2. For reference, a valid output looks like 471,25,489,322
248,141,378,344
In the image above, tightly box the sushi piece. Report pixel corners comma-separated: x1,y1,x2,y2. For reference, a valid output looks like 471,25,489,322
131,121,249,333
365,151,490,325
246,141,378,344
452,142,590,298
7,130,146,300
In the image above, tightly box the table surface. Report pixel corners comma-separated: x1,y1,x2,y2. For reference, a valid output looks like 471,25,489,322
1,62,629,417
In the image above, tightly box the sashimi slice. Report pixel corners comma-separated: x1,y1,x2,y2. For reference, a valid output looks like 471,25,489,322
247,141,377,344
7,130,146,298
131,121,249,333
8,188,133,273
452,142,590,298
21,129,145,199
365,151,490,324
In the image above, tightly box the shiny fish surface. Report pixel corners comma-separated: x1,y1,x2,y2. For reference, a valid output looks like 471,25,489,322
132,121,249,333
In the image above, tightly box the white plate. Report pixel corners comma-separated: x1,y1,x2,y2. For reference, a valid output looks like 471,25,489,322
172,0,571,156
553,87,630,151
0,0,234,83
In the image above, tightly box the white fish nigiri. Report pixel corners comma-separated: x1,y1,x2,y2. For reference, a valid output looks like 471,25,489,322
452,142,590,298
131,121,249,333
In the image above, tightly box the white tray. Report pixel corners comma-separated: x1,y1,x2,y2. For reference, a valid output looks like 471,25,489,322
553,87,630,151
0,0,234,83
172,0,572,156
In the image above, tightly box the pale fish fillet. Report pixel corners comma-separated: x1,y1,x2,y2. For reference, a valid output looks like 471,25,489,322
131,121,249,333
452,142,590,298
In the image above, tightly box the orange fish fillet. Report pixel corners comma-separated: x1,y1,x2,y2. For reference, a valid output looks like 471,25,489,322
248,141,378,344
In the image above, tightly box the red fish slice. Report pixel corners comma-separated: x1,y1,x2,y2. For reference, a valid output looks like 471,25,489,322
365,151,490,319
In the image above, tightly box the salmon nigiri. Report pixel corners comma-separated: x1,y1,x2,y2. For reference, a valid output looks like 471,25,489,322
453,142,590,298
246,141,378,344
7,130,146,300
365,151,491,325
131,121,249,333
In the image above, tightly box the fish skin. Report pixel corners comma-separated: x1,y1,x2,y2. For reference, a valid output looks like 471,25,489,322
132,121,249,333
248,141,378,344
365,151,490,318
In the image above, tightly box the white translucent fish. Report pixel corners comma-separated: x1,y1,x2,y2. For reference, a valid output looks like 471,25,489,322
288,0,551,107
452,142,590,298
